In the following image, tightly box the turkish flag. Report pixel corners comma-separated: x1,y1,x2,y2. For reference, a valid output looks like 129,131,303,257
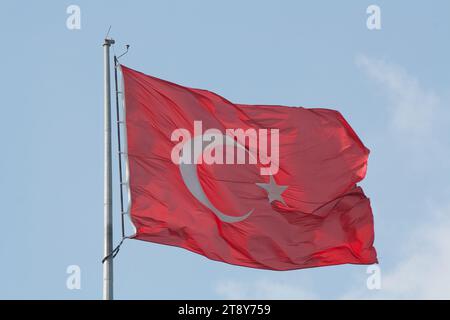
121,65,377,270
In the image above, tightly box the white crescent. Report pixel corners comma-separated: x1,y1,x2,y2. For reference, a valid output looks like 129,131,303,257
179,133,254,223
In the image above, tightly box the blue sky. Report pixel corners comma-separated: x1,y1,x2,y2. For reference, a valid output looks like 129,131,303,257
1,1,449,299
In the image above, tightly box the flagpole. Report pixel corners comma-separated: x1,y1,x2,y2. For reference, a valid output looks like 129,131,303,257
103,37,115,300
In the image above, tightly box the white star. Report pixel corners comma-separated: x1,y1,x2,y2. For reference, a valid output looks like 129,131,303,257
256,175,288,205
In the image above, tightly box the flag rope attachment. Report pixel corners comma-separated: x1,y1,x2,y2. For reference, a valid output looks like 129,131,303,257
114,53,126,239
102,236,131,264
114,45,130,237
116,44,130,60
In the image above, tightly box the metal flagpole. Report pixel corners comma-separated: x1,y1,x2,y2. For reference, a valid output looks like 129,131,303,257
103,37,115,300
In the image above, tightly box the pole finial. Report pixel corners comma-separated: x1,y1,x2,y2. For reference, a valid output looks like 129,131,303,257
104,38,115,46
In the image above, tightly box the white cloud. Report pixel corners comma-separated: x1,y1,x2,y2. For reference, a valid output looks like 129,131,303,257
356,54,439,136
215,279,317,300
214,58,450,300
216,204,450,300
352,56,450,298
342,204,450,299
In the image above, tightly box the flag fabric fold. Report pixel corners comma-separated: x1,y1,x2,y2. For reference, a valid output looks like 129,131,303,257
121,64,377,270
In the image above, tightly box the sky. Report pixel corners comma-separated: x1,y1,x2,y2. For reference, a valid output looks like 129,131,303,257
0,1,449,299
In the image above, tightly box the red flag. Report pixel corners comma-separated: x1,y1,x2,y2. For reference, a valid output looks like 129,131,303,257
121,65,377,270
